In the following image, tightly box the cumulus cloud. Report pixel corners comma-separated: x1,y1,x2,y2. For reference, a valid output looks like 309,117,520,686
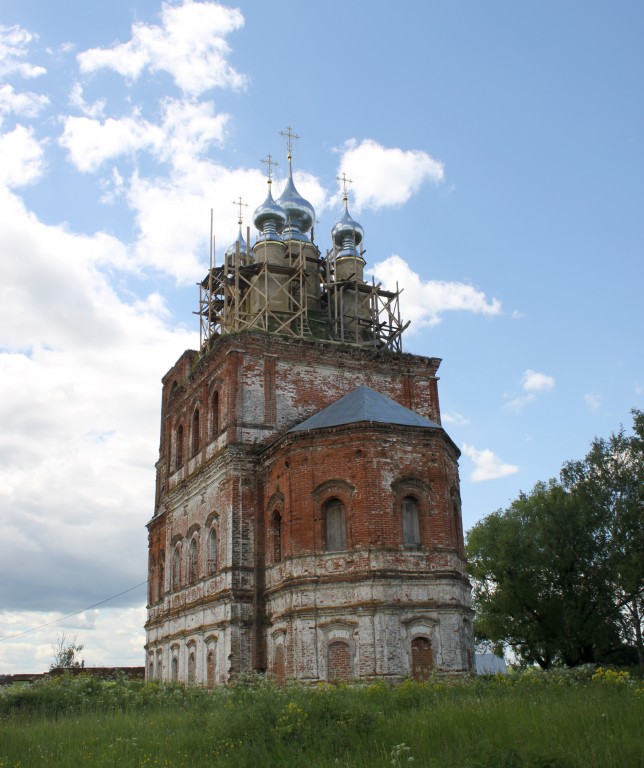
0,125,45,187
505,368,555,412
0,182,195,624
0,25,46,79
523,369,555,393
77,0,247,96
368,254,501,328
461,443,519,482
0,84,49,125
68,82,105,119
59,113,165,173
60,97,229,174
337,138,444,211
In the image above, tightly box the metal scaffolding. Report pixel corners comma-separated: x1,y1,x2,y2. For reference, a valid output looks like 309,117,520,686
196,222,409,353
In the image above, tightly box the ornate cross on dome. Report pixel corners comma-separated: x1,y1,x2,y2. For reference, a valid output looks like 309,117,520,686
337,172,353,199
279,125,300,160
232,196,247,224
261,154,278,181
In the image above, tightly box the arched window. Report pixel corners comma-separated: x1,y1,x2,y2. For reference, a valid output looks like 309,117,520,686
207,528,217,575
411,636,433,679
191,408,200,457
176,424,184,469
171,656,178,681
272,511,282,563
324,499,346,551
148,555,156,604
188,649,196,684
158,552,165,600
402,496,421,548
188,537,198,583
207,647,216,689
172,544,181,590
211,391,220,439
328,640,352,681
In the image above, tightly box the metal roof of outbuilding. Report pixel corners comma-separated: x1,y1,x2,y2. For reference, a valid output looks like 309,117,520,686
289,385,441,433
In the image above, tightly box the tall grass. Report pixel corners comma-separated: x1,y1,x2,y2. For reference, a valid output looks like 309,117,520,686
0,668,642,767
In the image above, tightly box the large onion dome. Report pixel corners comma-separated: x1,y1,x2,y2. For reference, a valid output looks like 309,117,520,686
277,155,315,241
332,195,364,258
253,181,287,241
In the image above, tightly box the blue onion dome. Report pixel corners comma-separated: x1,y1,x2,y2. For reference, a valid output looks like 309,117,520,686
332,195,364,258
253,180,287,241
277,154,315,241
224,222,248,268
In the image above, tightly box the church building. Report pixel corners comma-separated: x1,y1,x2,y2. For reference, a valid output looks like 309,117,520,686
145,132,474,684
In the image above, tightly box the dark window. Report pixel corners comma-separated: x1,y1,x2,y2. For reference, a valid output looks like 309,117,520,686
189,537,198,583
211,392,220,439
176,424,184,468
324,499,346,551
272,512,282,562
172,545,181,590
158,553,165,600
192,408,200,456
402,496,421,548
208,528,217,574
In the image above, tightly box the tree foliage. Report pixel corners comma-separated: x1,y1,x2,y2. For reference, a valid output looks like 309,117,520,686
50,633,84,671
467,410,643,668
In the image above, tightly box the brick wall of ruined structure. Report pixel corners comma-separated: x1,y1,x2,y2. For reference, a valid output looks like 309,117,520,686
145,331,473,684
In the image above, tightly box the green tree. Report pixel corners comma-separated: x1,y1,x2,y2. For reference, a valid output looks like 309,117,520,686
50,633,84,671
467,410,643,668
561,409,644,664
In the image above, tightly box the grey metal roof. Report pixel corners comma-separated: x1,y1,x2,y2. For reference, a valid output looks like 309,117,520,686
289,385,441,433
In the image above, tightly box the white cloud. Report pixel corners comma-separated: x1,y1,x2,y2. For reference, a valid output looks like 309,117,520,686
368,254,501,328
68,82,105,119
461,443,519,482
337,138,444,211
0,606,146,673
59,98,228,173
584,392,602,412
77,0,247,96
442,411,470,427
0,125,45,188
0,25,46,79
505,369,555,412
0,84,49,125
523,369,555,393
0,184,195,643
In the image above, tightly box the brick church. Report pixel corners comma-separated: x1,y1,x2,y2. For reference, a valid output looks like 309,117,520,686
145,133,474,684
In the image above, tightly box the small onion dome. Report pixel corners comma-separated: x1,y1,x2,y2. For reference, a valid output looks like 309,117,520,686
253,181,287,241
224,223,248,269
277,158,315,241
332,197,364,258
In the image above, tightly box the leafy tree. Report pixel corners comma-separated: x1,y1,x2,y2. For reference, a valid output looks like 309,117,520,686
467,410,643,668
50,633,84,671
561,409,644,664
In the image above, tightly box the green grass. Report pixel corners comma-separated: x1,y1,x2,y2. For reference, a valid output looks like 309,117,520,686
1,668,642,767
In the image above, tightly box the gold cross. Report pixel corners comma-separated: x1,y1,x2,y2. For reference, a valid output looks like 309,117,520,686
337,172,353,198
261,154,278,181
279,125,300,157
232,196,247,222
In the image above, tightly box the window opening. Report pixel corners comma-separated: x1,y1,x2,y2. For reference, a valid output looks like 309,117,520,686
324,499,346,551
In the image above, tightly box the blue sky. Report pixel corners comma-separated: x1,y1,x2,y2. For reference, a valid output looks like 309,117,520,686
0,0,642,673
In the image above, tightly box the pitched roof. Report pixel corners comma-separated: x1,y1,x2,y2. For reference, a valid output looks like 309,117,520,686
289,385,441,433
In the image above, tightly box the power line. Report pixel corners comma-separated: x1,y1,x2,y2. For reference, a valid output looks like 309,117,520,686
0,581,147,642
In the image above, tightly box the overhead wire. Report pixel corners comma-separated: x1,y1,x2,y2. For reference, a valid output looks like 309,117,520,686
0,581,147,642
